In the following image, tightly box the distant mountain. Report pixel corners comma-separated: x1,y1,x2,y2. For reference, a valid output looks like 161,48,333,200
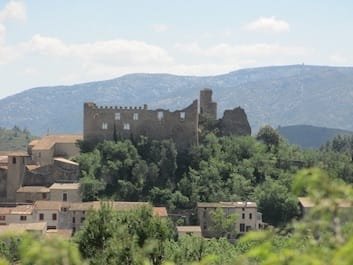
1,65,353,136
278,125,353,149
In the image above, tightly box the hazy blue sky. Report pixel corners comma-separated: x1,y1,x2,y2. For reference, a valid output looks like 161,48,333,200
0,0,352,98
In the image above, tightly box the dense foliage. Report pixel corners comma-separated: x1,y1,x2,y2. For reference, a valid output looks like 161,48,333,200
76,129,353,227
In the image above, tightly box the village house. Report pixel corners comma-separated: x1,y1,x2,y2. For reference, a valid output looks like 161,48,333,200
197,201,264,239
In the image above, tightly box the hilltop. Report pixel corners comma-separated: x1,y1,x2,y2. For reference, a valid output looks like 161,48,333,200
1,65,353,135
278,125,353,149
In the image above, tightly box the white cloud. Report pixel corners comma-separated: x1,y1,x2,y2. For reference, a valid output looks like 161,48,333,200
21,35,174,67
0,24,5,42
151,24,168,33
245,16,290,33
0,1,26,22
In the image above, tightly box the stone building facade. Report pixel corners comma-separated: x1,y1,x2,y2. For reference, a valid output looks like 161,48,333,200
84,89,251,149
197,201,263,239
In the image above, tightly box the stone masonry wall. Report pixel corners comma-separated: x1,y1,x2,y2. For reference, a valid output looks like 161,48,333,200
84,100,199,150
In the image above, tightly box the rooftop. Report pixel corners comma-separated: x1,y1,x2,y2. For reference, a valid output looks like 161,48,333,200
0,151,29,157
49,183,80,190
197,201,257,208
53,157,79,166
70,201,150,211
30,134,83,150
298,197,353,208
0,222,47,234
34,200,68,211
17,186,50,193
153,207,168,217
10,205,34,215
176,226,202,233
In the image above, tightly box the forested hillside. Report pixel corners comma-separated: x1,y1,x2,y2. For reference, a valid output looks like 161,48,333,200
278,124,353,148
0,126,35,151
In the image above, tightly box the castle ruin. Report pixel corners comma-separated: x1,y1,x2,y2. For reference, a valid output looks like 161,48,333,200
83,89,251,149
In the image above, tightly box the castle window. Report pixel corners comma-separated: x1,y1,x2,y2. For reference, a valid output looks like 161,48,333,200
0,216,6,221
123,123,130,130
133,113,139,120
12,157,16,164
115,113,121,120
249,213,252,219
20,216,27,221
52,213,57,221
102,122,108,130
180,112,185,120
157,111,164,120
39,213,44,220
63,193,68,201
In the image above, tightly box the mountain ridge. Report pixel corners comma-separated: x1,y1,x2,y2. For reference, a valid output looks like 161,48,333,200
1,64,353,136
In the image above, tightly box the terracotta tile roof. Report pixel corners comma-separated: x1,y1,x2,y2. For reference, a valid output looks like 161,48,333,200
0,151,29,157
197,201,257,208
0,208,11,215
49,183,80,190
34,201,68,211
31,134,83,150
0,222,47,234
10,205,34,215
153,207,168,217
17,186,50,193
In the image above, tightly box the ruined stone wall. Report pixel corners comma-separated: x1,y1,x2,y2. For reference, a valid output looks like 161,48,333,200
219,107,251,136
84,100,199,150
200,89,217,120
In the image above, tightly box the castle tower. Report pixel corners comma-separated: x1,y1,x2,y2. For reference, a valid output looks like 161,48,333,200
200,89,217,120
6,153,29,202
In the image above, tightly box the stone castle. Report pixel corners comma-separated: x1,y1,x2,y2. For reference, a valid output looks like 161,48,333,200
84,89,251,149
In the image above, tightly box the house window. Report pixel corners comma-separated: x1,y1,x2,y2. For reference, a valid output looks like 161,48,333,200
240,223,245,232
20,216,27,221
102,122,108,130
52,213,57,221
242,213,245,219
180,112,185,120
242,207,245,211
123,123,130,130
72,217,76,224
115,113,121,120
0,216,5,221
39,213,44,220
81,217,85,223
157,111,164,120
62,207,68,212
249,213,252,219
62,193,68,202
42,193,47,199
133,113,139,120
12,157,16,164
